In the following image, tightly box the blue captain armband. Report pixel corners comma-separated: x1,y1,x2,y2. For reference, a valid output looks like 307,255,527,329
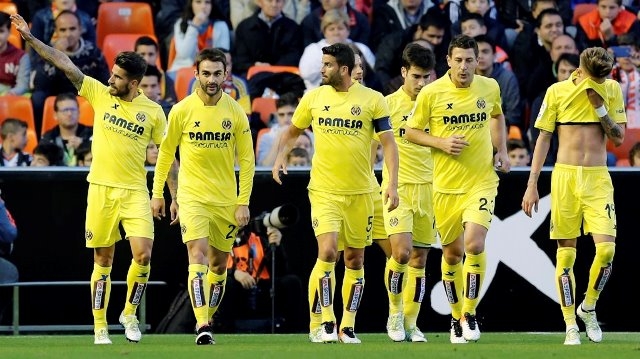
373,117,391,132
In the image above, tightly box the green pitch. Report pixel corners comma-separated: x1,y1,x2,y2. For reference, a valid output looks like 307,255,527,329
1,333,639,359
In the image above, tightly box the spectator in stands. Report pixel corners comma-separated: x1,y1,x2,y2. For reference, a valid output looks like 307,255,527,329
287,147,311,166
511,8,564,104
145,142,159,166
369,0,433,51
575,0,640,49
301,0,370,47
630,142,640,166
529,52,579,166
461,13,510,69
0,119,31,167
299,9,375,90
257,92,299,166
451,0,508,50
39,93,92,166
231,0,311,27
31,10,109,132
156,0,188,66
220,49,251,114
507,139,531,167
169,0,231,74
30,143,64,166
139,65,174,116
611,33,640,129
0,188,18,324
29,0,95,50
233,0,303,77
220,225,303,332
135,36,177,106
75,141,92,167
0,12,30,96
474,35,522,131
495,0,572,31
527,34,579,105
375,13,447,94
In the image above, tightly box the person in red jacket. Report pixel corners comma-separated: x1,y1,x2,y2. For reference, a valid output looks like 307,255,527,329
575,0,640,48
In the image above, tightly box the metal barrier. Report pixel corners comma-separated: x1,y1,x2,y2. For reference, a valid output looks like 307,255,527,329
0,280,166,335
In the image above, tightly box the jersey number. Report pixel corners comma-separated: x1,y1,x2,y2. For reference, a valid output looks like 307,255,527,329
225,224,237,239
366,216,373,233
605,203,615,219
479,198,493,215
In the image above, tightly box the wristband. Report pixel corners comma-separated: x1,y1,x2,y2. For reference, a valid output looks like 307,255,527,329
595,105,607,118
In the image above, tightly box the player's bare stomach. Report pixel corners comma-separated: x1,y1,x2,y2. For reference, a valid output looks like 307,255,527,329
556,123,608,167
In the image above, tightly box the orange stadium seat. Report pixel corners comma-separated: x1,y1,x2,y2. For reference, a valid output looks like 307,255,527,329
572,4,597,25
0,95,38,153
0,2,22,49
251,97,276,125
95,2,155,49
167,37,176,70
174,66,196,101
41,96,95,134
607,128,640,163
246,65,300,80
101,33,160,70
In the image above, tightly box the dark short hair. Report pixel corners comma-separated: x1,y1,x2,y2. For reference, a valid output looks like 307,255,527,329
418,13,447,31
630,142,640,166
34,143,64,166
402,43,435,72
460,12,485,27
195,48,227,73
474,34,496,54
553,53,579,74
536,8,562,28
276,92,299,109
114,51,148,82
448,34,478,57
54,93,78,111
144,64,162,81
134,36,159,51
322,43,355,75
507,139,527,152
1,118,27,139
0,11,10,30
76,141,92,163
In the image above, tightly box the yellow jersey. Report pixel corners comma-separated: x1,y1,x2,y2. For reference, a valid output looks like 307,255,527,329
292,82,391,194
383,87,433,185
407,72,502,194
152,91,255,206
79,76,166,191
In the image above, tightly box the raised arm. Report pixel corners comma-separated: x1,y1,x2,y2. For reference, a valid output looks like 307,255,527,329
11,14,85,91
586,88,625,146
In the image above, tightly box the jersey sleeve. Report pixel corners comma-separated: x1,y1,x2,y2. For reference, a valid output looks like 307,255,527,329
535,87,557,133
78,76,106,104
152,107,168,145
235,109,255,206
608,83,627,124
372,92,392,134
291,90,313,130
490,81,503,118
407,88,431,131
152,105,182,198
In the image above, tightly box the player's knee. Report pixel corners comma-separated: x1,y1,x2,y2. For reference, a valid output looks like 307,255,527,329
596,242,615,262
133,252,151,266
392,250,410,264
318,247,338,262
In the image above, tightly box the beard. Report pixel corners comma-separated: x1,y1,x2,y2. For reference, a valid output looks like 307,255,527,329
200,81,220,97
109,85,130,97
321,72,340,87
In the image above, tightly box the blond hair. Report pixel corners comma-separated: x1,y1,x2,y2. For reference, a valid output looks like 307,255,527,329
321,9,349,33
580,47,613,79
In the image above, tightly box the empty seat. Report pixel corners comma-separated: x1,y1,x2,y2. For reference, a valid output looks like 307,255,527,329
96,2,155,49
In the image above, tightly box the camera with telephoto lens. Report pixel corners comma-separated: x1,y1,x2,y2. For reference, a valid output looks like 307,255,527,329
247,204,300,235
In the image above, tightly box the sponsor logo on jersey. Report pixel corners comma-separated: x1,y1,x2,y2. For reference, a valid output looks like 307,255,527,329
103,112,145,135
318,117,363,129
188,131,231,141
443,112,488,125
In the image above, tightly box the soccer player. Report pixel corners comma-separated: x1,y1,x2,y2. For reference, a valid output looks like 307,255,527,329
522,47,626,345
151,48,255,345
404,35,510,344
11,14,168,345
272,43,399,344
383,43,436,343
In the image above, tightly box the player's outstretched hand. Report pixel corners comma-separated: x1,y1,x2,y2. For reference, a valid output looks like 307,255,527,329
10,14,31,40
272,156,288,185
150,198,165,220
522,186,539,218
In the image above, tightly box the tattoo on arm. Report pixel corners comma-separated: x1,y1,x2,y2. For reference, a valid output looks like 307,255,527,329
167,162,179,199
527,172,539,186
28,35,84,90
599,114,623,140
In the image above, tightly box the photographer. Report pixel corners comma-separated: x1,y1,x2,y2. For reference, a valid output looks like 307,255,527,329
217,225,303,333
0,189,18,323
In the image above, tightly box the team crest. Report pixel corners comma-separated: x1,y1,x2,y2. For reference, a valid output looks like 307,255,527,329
222,119,232,130
136,112,147,122
351,105,362,116
312,217,319,229
181,224,187,235
85,230,93,241
476,98,486,109
389,217,399,227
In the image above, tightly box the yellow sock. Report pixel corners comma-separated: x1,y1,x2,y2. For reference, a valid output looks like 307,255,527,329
441,257,463,320
340,267,365,330
384,257,407,314
308,270,322,330
584,242,615,309
123,259,150,316
556,247,577,325
91,263,112,330
207,270,227,321
187,263,209,327
308,259,336,325
403,266,425,329
461,252,486,315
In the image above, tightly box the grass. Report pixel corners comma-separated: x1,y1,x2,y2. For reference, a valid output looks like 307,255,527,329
0,332,639,359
